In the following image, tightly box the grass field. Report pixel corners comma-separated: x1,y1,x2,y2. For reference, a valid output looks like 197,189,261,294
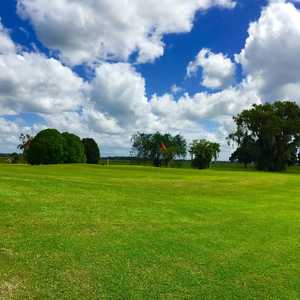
1,164,300,299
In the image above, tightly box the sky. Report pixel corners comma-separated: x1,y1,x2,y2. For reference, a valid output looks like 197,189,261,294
0,0,300,159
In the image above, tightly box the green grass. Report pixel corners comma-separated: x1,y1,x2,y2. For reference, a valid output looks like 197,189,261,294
1,164,300,299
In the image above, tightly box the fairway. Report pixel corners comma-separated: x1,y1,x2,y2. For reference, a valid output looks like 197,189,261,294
1,164,300,299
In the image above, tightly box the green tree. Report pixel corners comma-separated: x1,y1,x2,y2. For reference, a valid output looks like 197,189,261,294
62,132,86,163
27,129,64,165
229,136,257,168
229,101,300,171
9,153,20,164
82,138,100,164
189,139,220,169
131,132,187,167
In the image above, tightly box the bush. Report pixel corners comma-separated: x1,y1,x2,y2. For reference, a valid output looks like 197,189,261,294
62,132,86,163
27,129,64,165
82,138,100,164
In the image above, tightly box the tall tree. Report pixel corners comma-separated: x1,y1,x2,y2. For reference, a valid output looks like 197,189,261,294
229,135,257,168
131,132,187,166
82,138,100,164
229,101,300,171
189,139,220,169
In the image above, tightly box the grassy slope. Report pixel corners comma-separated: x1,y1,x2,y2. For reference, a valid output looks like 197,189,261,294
0,164,300,299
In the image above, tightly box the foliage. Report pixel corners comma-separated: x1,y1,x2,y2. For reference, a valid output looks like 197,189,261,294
9,152,20,164
62,132,86,163
229,101,300,171
82,138,100,164
131,132,187,166
27,129,64,165
18,133,33,162
229,136,257,168
189,139,220,169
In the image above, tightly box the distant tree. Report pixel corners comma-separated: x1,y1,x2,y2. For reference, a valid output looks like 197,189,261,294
161,146,177,167
189,139,220,169
131,132,187,167
18,133,33,162
62,132,86,163
27,129,64,165
229,101,300,171
82,138,100,164
9,153,20,164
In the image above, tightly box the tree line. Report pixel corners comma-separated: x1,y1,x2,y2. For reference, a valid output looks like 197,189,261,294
131,101,300,171
14,101,300,172
17,129,100,165
131,132,220,169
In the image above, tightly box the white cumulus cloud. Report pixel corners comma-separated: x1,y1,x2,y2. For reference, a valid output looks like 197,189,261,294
236,0,300,103
17,0,236,65
0,22,16,54
187,48,236,89
0,25,85,115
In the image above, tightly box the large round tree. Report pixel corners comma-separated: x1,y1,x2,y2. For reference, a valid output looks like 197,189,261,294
27,129,64,165
62,132,86,163
229,101,300,171
82,138,100,164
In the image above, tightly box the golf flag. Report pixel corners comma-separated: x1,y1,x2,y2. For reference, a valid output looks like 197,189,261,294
160,143,167,151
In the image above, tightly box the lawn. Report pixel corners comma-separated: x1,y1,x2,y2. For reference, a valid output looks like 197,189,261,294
1,164,300,299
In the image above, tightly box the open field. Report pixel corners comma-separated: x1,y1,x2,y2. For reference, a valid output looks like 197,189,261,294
1,164,300,299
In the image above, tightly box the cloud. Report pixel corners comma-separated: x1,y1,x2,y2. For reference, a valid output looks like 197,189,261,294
6,0,300,160
0,37,85,115
0,22,16,54
150,79,261,159
236,0,300,103
17,0,236,65
0,20,254,159
89,63,153,128
171,84,184,95
0,117,40,153
187,49,236,89
41,61,253,159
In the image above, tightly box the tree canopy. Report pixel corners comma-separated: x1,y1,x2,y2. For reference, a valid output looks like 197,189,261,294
229,135,257,168
229,101,300,171
62,132,86,163
27,129,64,165
82,138,100,164
189,139,220,169
131,132,187,166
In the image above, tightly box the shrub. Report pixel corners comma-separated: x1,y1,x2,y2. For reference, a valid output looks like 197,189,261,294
62,132,86,163
82,138,100,164
27,129,64,165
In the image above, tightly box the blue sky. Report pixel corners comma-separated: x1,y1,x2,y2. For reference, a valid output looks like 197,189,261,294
138,0,267,96
0,0,300,157
1,0,266,95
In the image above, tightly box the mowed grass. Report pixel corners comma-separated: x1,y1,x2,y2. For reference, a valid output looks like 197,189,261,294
1,164,300,299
